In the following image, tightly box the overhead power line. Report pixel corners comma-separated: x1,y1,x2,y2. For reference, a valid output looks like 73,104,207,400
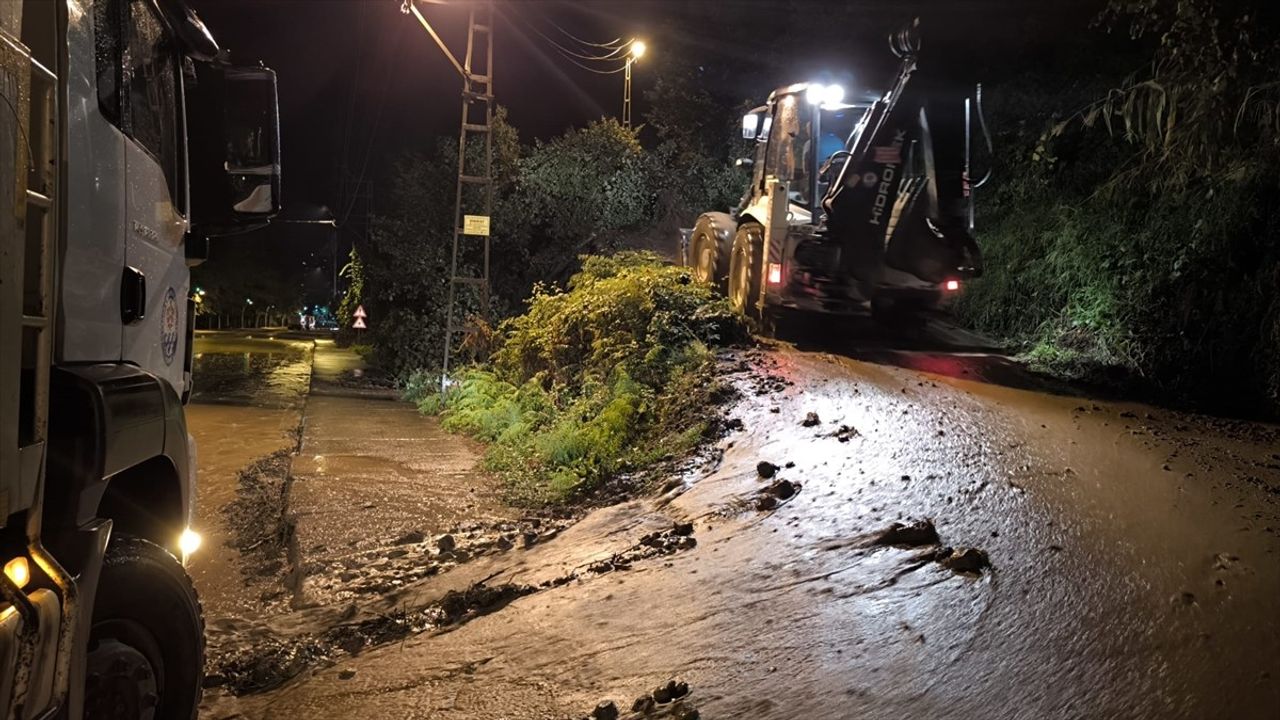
546,18,623,50
552,52,631,75
532,24,629,63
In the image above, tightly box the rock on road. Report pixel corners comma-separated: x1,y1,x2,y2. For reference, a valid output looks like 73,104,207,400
199,337,1280,720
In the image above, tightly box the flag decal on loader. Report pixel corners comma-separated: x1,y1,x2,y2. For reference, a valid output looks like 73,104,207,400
872,145,902,165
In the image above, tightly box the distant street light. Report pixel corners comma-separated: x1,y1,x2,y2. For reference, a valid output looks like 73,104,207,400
242,298,254,328
623,40,647,129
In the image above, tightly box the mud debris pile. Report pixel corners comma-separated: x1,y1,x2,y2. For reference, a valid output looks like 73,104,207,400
872,519,941,547
869,518,992,575
585,679,698,719
829,424,860,442
208,579,532,696
222,447,300,607
754,478,801,511
584,522,698,575
302,515,574,602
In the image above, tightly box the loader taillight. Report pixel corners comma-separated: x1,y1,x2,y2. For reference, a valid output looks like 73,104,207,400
767,263,783,285
944,279,960,292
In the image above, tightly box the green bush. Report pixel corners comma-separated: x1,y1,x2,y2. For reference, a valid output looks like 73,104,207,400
434,252,744,504
956,66,1280,414
518,119,649,248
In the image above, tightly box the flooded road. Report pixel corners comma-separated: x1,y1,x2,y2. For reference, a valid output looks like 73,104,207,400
186,332,314,618
199,343,1280,720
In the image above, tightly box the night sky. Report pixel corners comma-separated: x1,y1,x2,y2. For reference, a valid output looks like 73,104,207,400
189,0,1101,219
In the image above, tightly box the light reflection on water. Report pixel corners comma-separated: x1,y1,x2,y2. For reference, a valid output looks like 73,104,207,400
190,347,311,408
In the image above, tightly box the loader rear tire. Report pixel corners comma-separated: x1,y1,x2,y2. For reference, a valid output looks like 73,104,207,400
729,223,764,321
690,214,732,294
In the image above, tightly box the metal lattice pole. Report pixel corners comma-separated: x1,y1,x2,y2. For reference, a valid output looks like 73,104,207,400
622,57,632,128
425,1,495,385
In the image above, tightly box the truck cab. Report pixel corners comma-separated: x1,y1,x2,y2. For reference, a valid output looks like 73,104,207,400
1,0,280,717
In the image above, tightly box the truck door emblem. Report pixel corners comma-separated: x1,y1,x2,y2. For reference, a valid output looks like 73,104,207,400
161,288,179,365
862,172,878,188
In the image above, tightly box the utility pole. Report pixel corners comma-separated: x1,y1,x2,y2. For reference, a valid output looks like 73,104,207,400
622,40,645,129
403,0,495,385
623,57,632,129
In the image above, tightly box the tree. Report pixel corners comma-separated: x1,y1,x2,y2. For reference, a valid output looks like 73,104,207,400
350,107,522,375
192,234,305,326
1050,0,1280,188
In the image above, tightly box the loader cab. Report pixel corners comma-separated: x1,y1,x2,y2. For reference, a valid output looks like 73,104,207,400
741,83,866,225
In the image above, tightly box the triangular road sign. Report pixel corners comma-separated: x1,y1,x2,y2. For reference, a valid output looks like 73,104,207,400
352,317,367,330
353,305,368,319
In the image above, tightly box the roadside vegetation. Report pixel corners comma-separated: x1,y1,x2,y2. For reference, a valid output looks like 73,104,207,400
404,252,743,504
957,0,1280,415
343,108,742,379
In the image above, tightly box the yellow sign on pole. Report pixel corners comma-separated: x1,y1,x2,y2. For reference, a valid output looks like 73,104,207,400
462,215,491,237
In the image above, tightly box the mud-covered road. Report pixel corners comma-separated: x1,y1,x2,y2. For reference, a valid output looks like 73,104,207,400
192,325,1280,720
186,332,313,617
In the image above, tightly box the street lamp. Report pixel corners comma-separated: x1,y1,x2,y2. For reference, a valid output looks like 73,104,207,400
623,40,647,129
241,298,253,328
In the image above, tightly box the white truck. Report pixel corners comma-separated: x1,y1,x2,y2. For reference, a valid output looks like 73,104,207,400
1,1,280,717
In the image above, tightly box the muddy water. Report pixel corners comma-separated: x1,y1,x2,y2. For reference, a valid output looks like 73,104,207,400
186,333,313,618
208,346,1279,720
288,393,519,607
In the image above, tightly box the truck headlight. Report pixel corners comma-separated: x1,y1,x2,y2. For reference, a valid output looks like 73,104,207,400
179,528,202,558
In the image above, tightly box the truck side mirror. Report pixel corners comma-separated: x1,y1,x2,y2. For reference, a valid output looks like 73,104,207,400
186,62,281,235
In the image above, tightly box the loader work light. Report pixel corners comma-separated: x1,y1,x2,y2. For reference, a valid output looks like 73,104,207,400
806,83,845,107
945,279,960,292
767,263,783,285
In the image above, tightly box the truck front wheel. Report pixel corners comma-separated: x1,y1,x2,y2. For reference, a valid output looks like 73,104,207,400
85,536,204,720
729,223,764,320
